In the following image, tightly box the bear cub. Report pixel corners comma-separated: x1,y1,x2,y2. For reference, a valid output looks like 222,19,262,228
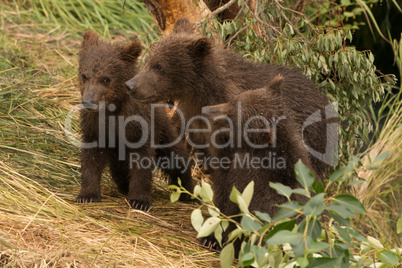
126,18,336,179
201,75,313,250
77,30,194,210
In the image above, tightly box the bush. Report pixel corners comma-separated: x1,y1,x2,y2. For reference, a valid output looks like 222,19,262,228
200,0,396,166
171,152,401,267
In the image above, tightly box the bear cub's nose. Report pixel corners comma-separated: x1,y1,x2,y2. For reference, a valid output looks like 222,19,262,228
125,79,136,92
82,100,98,111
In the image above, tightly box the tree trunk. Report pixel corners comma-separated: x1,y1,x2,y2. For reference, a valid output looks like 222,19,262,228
142,0,211,35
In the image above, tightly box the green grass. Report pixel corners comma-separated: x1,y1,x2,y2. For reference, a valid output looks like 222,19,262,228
354,91,402,248
0,1,220,266
2,0,160,42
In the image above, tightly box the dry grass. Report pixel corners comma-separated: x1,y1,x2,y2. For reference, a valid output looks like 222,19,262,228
0,161,219,267
354,98,402,248
0,5,220,267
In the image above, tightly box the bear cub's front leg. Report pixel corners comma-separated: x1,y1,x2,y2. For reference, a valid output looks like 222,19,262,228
126,167,153,211
76,148,107,203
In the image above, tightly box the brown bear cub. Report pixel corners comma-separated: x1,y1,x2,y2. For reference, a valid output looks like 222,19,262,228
77,30,194,210
201,75,312,250
126,18,336,179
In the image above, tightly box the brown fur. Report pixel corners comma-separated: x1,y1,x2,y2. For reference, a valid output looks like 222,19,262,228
201,75,312,252
77,30,194,210
126,18,334,179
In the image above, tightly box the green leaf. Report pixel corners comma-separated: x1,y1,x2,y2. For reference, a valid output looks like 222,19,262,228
348,179,366,186
242,181,254,207
241,214,262,233
291,236,314,258
227,228,243,243
328,210,351,227
220,243,235,268
214,224,223,247
265,219,297,240
272,205,298,222
240,252,254,267
309,257,340,267
168,184,179,190
229,186,242,204
312,181,324,194
309,241,330,253
255,246,270,267
365,164,381,170
292,188,310,196
345,228,368,242
367,236,383,249
191,209,204,232
254,211,271,223
326,203,355,219
329,165,354,182
397,218,402,234
269,182,293,198
200,180,213,203
295,160,314,190
266,230,301,245
343,11,354,17
334,194,367,214
297,257,309,268
197,217,221,238
170,191,181,204
208,206,220,217
376,250,400,264
334,225,351,243
193,185,201,196
221,220,229,232
304,193,325,216
237,195,250,214
373,151,390,163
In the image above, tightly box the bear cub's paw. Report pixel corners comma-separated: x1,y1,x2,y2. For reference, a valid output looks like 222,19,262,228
129,199,153,211
200,235,222,251
76,195,101,203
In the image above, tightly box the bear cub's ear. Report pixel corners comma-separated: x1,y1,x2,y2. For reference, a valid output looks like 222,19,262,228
82,30,99,49
201,103,229,118
189,37,212,59
172,18,194,34
265,74,284,97
120,38,143,63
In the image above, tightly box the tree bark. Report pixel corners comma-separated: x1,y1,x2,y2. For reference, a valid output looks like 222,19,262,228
142,0,211,35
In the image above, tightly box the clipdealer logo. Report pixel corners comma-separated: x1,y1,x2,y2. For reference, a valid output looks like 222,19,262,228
64,101,339,169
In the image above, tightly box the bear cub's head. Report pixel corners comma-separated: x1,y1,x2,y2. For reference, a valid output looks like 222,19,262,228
201,75,286,150
79,30,142,111
125,18,213,104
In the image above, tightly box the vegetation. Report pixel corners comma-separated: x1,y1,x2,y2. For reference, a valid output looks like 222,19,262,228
191,0,402,266
0,0,400,267
172,156,401,267
200,0,397,165
0,1,218,266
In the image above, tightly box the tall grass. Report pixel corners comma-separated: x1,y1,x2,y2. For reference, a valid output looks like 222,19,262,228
353,33,402,248
4,0,160,42
355,92,402,247
0,2,220,266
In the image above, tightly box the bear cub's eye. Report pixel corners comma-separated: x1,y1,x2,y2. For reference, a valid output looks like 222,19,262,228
154,64,163,72
81,74,87,82
102,77,111,84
